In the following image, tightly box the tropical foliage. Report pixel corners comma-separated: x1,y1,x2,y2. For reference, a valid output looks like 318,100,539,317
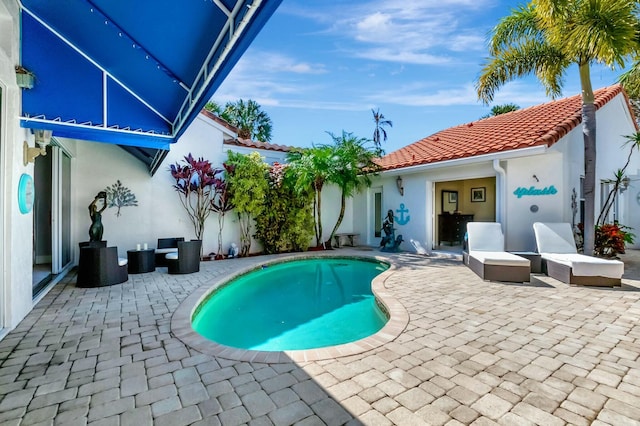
597,132,640,226
225,151,269,256
254,162,314,254
481,103,520,118
325,131,380,245
169,154,221,242
220,99,273,142
594,223,634,258
285,131,380,248
476,0,639,255
286,145,334,248
209,164,234,258
204,101,222,115
578,222,635,258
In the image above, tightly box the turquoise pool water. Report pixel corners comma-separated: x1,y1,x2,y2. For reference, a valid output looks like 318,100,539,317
192,258,389,351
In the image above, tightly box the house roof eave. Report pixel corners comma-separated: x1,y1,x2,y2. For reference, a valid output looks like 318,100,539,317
379,145,549,177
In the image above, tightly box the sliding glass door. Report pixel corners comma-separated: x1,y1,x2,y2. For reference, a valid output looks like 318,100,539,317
33,144,72,296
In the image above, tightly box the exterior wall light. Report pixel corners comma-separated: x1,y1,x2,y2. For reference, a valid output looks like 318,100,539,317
23,129,53,166
396,176,404,196
620,176,631,192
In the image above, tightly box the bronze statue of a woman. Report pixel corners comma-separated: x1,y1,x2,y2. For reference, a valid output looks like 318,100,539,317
88,191,107,242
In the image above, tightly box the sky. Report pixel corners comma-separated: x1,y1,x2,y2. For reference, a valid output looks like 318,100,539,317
214,0,625,154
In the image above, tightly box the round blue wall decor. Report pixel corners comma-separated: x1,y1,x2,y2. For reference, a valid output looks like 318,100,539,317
18,173,35,214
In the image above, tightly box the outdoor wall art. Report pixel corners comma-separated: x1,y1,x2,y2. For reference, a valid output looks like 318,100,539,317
104,180,138,217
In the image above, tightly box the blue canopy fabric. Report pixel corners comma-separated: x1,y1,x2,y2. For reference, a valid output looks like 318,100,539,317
19,0,281,157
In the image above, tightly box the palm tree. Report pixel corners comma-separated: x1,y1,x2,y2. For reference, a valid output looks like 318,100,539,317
482,103,520,118
476,0,639,255
221,99,273,142
325,131,381,245
286,145,334,248
372,108,392,153
204,101,222,115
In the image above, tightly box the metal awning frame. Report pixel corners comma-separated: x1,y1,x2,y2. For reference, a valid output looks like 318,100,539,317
19,0,266,146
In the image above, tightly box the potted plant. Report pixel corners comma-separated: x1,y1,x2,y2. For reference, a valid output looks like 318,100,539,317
15,66,35,89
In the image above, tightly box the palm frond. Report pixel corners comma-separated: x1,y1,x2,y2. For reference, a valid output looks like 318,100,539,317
489,4,543,56
563,0,638,67
477,39,567,103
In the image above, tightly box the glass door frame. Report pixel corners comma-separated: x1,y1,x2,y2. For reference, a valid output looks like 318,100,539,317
370,187,383,245
0,82,6,331
51,143,73,275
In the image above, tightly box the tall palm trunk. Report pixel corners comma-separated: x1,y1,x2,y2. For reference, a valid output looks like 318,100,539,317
580,63,596,255
314,179,324,247
329,191,347,243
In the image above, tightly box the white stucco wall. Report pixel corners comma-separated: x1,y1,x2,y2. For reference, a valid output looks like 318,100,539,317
357,92,639,254
1,0,38,330
73,115,241,257
355,161,498,250
502,152,564,251
68,114,353,259
625,173,640,248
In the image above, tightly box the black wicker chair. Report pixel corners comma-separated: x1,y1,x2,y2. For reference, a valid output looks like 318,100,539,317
77,244,128,287
155,237,184,267
166,240,202,274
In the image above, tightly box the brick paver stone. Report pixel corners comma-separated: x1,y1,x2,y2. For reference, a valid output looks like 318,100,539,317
0,251,640,426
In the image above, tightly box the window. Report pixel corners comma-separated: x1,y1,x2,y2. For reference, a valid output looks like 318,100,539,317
374,191,382,238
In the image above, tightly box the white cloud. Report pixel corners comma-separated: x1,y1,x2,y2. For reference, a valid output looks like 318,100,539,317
324,0,495,64
354,47,451,65
365,83,479,106
362,81,551,108
240,52,327,75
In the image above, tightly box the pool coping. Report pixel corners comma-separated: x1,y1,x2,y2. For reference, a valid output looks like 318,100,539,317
171,252,410,363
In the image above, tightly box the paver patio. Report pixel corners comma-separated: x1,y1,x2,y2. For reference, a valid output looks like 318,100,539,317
1,248,640,425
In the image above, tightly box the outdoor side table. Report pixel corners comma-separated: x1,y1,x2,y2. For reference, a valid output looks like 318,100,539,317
510,251,542,274
127,248,155,274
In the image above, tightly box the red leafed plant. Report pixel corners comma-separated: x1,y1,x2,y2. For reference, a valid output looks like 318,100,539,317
170,153,222,242
210,163,234,259
593,223,635,258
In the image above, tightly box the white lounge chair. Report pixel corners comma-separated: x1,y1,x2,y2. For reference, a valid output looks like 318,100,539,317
464,222,531,282
532,222,623,287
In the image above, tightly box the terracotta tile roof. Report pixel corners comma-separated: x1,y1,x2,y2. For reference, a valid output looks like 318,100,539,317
224,138,293,153
199,109,292,152
378,84,630,171
199,109,239,134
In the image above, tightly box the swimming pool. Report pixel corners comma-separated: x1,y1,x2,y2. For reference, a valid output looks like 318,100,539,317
192,258,389,351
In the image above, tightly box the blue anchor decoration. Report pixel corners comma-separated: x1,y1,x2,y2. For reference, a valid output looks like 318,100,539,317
395,203,410,225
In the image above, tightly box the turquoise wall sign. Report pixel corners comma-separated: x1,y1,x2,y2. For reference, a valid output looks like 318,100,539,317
395,203,410,225
513,185,557,199
18,173,35,214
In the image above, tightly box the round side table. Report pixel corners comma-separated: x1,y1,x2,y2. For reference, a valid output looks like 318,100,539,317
127,249,156,274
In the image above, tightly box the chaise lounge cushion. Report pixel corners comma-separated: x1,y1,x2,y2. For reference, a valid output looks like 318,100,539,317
469,251,530,267
540,253,623,279
465,222,530,282
533,222,624,282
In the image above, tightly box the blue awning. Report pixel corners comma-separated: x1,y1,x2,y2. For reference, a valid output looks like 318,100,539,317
19,0,281,155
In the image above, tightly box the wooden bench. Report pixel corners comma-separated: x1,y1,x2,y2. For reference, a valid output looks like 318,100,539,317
333,233,359,248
